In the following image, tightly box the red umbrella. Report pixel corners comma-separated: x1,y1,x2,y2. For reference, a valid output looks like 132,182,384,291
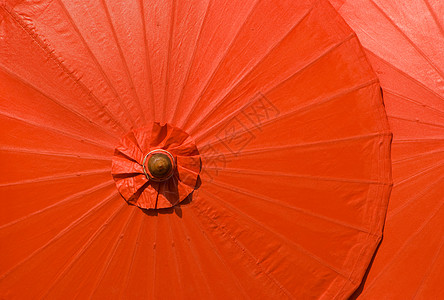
331,0,444,299
0,0,392,298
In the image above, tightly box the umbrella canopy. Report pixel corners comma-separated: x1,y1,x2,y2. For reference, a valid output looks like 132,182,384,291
330,0,444,299
0,0,392,298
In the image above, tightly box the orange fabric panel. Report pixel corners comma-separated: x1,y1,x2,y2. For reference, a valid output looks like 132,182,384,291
334,1,444,299
0,0,391,298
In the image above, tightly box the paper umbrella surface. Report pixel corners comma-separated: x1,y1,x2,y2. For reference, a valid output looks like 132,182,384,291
4,0,436,299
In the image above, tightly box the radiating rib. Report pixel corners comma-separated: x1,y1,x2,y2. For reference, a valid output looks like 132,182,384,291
38,0,135,130
199,188,354,282
184,5,317,132
2,5,130,134
392,149,444,164
160,0,177,122
394,138,444,143
383,89,444,116
412,236,444,299
99,0,146,123
0,180,114,230
39,202,127,298
368,0,444,78
172,212,214,298
174,0,261,128
168,0,211,124
365,48,443,99
185,206,255,298
184,5,318,133
189,28,356,136
387,176,444,220
193,52,375,144
50,0,134,128
138,0,155,120
201,133,390,160
167,215,184,292
89,207,138,299
423,0,444,35
0,110,114,151
359,201,444,296
0,190,119,281
204,166,390,186
205,177,375,235
151,217,159,299
119,211,145,298
388,115,444,129
0,147,110,162
0,169,110,188
0,64,121,141
190,199,296,298
394,161,444,187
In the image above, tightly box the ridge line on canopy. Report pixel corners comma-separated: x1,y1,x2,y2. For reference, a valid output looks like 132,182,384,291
201,133,390,160
52,0,138,128
173,210,215,298
119,210,145,298
392,149,444,164
359,201,444,297
188,25,356,134
0,65,121,141
176,0,263,128
0,190,120,282
1,5,131,133
185,206,252,298
199,188,362,284
161,0,177,123
422,0,444,35
39,202,128,298
383,89,444,116
169,0,212,124
364,48,444,99
394,138,444,143
190,201,295,298
137,0,156,120
151,216,159,298
88,207,138,299
185,4,321,133
393,160,444,187
167,214,185,294
412,236,444,299
387,176,444,220
387,115,444,129
0,110,115,151
367,0,444,78
130,212,150,296
188,32,357,136
178,0,310,129
195,78,379,142
0,168,111,188
0,147,110,161
204,167,391,186
0,180,114,231
205,177,377,237
99,0,147,124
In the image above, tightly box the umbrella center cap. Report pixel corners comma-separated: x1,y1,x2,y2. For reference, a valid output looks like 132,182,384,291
143,149,176,182
148,153,172,178
112,123,201,210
